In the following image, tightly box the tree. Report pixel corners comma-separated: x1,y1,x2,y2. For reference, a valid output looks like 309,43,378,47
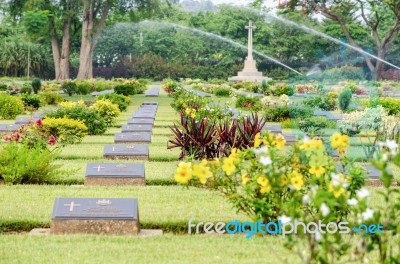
257,0,400,80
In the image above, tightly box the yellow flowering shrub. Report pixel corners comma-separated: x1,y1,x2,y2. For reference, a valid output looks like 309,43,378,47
174,131,377,262
42,117,88,144
89,99,121,126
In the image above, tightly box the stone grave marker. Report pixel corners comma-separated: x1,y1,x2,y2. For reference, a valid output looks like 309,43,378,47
0,124,22,132
121,124,153,133
32,112,45,119
326,113,343,121
261,124,282,134
15,117,41,125
282,133,296,145
313,110,329,117
104,144,149,160
141,101,158,106
85,163,145,186
145,87,159,97
50,198,139,235
114,132,151,144
127,118,154,125
132,112,156,120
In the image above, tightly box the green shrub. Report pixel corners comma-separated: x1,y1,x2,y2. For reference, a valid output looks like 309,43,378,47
214,87,230,97
46,107,107,135
289,106,313,119
89,99,121,126
76,81,91,95
0,83,7,91
20,83,32,94
264,106,290,122
114,84,136,96
39,92,64,105
303,92,338,111
379,98,400,115
21,94,41,109
42,117,88,144
339,88,353,112
62,81,77,96
298,116,331,133
235,95,261,111
0,94,24,119
266,83,294,96
0,143,59,184
97,93,129,111
31,78,41,94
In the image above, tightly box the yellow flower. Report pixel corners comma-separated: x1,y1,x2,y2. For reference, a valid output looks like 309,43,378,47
328,183,346,198
190,112,196,119
222,157,236,175
254,133,263,148
331,134,349,154
309,166,326,178
275,134,286,150
229,148,241,161
260,185,272,194
192,162,213,184
263,133,276,147
241,174,251,185
208,158,220,166
174,162,193,184
281,175,289,185
257,176,269,186
309,139,324,149
290,171,304,190
184,109,191,115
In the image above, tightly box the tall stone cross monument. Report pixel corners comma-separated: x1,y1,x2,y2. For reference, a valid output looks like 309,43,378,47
229,21,271,82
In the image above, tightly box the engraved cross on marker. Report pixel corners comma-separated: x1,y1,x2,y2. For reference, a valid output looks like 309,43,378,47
64,201,80,212
93,165,105,172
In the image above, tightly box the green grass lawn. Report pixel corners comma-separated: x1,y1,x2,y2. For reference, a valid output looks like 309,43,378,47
0,85,399,264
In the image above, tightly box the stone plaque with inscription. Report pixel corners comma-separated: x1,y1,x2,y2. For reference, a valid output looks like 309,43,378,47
261,125,282,134
0,124,22,132
114,132,151,144
103,144,149,160
145,87,159,97
15,117,41,124
127,118,154,125
132,112,156,120
121,124,153,133
135,109,157,115
141,101,158,106
281,133,296,145
85,163,145,186
50,198,139,235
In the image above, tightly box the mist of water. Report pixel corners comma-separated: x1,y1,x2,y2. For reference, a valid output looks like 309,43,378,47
259,11,400,71
140,20,303,76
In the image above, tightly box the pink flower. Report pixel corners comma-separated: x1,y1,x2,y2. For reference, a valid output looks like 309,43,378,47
11,133,20,141
3,136,11,142
244,102,252,108
36,119,43,128
48,135,56,145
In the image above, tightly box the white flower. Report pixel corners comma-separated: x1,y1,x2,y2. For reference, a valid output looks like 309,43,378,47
259,156,272,166
278,215,292,224
356,188,370,199
253,146,268,156
386,139,398,155
382,153,388,162
310,185,318,195
347,198,358,206
320,203,330,217
331,173,341,187
302,195,310,205
315,231,323,242
361,208,374,221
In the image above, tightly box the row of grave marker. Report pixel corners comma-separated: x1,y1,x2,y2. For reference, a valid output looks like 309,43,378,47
53,100,160,235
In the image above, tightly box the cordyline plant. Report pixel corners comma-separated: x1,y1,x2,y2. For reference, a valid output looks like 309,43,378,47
218,113,267,157
168,113,219,160
168,112,267,160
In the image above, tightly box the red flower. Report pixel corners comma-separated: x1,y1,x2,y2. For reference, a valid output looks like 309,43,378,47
48,135,56,145
244,102,252,108
3,136,11,142
11,133,20,141
36,119,43,128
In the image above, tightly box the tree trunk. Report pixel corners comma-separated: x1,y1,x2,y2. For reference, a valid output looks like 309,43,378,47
374,49,386,81
77,0,111,80
51,31,61,79
59,19,71,80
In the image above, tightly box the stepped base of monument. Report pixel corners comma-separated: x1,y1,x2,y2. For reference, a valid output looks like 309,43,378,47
229,75,271,82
